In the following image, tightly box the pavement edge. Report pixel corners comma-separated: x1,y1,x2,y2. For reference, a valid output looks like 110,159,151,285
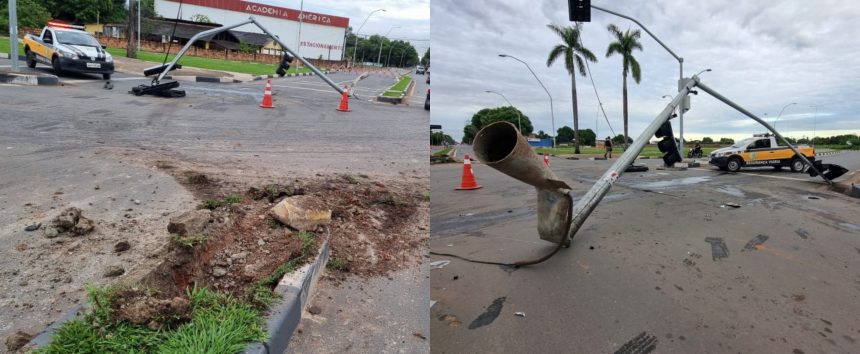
243,234,330,354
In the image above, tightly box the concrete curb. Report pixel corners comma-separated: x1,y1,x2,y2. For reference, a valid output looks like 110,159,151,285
251,70,331,81
0,52,25,60
377,77,415,104
24,234,331,352
244,236,330,354
0,72,59,86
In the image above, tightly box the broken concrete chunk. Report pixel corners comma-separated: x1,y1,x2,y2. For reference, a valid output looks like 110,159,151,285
71,216,95,236
167,209,212,236
212,267,228,278
104,265,125,277
52,207,81,231
44,226,59,238
270,195,331,231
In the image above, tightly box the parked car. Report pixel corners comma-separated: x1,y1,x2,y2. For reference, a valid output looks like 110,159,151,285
24,22,114,80
416,65,425,74
709,134,815,172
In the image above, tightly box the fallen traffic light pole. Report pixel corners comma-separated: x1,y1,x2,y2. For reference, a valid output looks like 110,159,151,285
132,16,345,98
472,75,846,254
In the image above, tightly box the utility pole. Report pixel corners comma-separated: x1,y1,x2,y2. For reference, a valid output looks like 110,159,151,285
8,0,19,71
127,0,138,58
137,0,141,51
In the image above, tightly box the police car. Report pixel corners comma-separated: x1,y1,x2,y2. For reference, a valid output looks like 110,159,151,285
23,22,114,80
709,134,816,172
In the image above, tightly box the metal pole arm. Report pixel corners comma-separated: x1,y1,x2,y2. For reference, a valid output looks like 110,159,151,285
566,77,697,241
591,5,681,63
156,18,256,82
154,17,345,95
694,81,831,185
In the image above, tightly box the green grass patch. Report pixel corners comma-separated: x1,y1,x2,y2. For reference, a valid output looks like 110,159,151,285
326,257,346,271
382,75,413,97
197,193,245,210
534,146,717,158
105,47,313,76
35,285,266,354
169,233,208,247
0,37,24,54
432,148,451,157
0,37,314,76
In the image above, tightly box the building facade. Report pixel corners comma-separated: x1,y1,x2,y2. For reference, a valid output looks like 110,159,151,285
154,0,349,60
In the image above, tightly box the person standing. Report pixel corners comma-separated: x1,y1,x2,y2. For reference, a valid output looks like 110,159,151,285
604,137,613,159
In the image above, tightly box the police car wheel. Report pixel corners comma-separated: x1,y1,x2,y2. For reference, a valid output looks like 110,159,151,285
727,158,741,172
790,158,805,172
25,50,36,68
51,57,63,75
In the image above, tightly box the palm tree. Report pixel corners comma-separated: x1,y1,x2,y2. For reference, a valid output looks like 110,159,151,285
605,24,643,148
546,23,597,154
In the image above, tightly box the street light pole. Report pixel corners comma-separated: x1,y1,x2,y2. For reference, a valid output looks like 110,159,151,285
8,0,18,71
378,26,400,66
772,102,797,130
485,90,522,134
352,9,385,67
499,53,556,148
591,5,686,152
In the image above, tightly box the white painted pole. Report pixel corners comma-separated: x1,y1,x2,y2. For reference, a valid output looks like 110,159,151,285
9,0,19,71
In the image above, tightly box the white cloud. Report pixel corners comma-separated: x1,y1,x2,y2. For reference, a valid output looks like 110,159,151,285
431,0,860,142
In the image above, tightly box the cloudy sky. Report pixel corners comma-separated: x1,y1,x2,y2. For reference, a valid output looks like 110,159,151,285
265,0,431,58
431,0,860,142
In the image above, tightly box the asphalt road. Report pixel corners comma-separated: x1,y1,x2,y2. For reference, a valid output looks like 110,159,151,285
430,150,860,354
0,65,428,353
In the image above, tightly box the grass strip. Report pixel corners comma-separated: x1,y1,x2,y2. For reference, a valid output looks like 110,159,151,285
35,285,266,354
382,75,412,97
432,148,451,157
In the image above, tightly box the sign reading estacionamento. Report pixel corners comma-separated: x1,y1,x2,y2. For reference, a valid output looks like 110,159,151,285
155,0,349,59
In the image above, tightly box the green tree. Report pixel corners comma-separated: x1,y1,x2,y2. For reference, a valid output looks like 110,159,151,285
557,126,575,144
462,125,478,144
469,106,533,136
431,131,455,146
547,23,597,154
719,137,735,145
612,134,633,145
40,0,128,23
190,14,213,23
536,130,550,139
606,24,644,149
422,48,430,66
577,128,596,146
0,0,52,28
702,137,714,144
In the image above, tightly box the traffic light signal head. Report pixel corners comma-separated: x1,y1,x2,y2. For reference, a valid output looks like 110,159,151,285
568,0,591,22
655,122,682,166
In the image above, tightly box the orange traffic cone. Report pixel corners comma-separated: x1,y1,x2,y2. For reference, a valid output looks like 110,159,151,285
260,79,274,108
456,154,482,190
543,152,550,167
336,84,350,112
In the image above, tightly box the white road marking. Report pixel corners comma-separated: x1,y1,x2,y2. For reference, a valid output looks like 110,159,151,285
690,167,814,182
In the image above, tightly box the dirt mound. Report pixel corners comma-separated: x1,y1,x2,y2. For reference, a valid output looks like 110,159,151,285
112,289,191,330
43,207,95,238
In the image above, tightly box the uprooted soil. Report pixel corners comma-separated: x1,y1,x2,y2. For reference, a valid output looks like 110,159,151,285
112,168,427,326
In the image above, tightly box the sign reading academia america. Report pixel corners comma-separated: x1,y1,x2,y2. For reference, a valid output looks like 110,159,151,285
163,0,349,28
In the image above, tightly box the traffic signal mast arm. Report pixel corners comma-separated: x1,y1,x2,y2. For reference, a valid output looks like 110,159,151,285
565,76,833,243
